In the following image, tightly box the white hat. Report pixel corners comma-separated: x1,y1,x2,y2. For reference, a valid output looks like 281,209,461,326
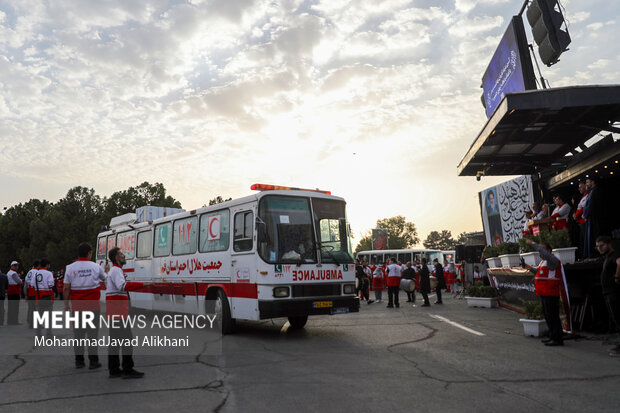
10,260,19,266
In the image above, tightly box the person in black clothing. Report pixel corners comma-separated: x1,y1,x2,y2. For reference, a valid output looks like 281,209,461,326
584,177,602,258
433,259,446,304
402,262,416,304
594,236,620,357
0,269,8,326
355,259,373,305
419,258,431,307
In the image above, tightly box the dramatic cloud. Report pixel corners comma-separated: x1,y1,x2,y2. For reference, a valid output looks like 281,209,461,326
0,0,618,244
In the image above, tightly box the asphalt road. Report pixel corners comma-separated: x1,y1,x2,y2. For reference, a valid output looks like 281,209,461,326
1,293,620,413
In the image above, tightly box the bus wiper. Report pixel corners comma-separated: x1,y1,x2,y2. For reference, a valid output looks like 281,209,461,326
318,243,340,266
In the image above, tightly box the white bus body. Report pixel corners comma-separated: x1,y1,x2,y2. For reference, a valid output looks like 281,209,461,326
356,249,444,267
96,187,359,331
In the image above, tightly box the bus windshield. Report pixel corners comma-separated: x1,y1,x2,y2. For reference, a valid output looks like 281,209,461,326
257,195,353,265
311,198,353,265
258,196,317,264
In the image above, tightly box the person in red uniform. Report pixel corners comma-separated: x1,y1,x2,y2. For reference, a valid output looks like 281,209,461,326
386,258,402,308
550,194,570,231
64,243,107,369
32,258,55,339
24,259,40,328
525,239,563,346
106,247,148,379
372,264,385,302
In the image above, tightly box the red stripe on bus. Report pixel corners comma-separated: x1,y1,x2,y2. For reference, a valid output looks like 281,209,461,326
138,282,258,299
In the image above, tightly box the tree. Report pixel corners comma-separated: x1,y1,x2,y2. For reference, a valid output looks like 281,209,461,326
423,230,457,250
456,232,468,245
208,196,232,206
354,216,419,254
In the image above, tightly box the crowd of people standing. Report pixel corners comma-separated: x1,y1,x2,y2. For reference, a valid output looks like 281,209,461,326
355,257,453,308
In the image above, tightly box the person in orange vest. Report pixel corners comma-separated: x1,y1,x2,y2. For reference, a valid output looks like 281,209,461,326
6,261,22,325
24,259,40,328
32,258,55,339
386,257,402,308
525,239,563,346
106,247,149,379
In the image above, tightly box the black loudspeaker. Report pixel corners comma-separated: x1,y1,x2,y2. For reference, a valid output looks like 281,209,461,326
455,245,485,263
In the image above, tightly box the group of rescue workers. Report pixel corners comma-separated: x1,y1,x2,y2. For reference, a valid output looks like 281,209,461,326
354,257,451,308
2,243,146,378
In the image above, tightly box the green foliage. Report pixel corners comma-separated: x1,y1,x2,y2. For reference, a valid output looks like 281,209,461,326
523,300,544,320
423,230,457,250
208,196,232,206
354,216,419,254
484,246,500,258
353,231,373,255
0,182,181,272
498,242,519,255
547,228,572,249
466,281,497,298
466,284,480,297
518,235,540,253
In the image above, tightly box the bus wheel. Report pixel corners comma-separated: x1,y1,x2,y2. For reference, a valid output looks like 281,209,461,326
214,289,235,334
287,315,308,329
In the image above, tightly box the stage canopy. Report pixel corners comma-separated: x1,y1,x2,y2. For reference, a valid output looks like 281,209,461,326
458,85,620,183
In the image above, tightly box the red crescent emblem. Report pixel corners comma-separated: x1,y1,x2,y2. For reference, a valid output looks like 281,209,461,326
209,217,219,239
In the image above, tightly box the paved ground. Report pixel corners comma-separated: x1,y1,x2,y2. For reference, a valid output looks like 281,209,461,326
1,293,620,413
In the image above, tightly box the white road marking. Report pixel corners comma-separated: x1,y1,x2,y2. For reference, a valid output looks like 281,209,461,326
429,314,485,336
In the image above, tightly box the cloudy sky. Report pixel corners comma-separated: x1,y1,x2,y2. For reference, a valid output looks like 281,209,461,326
1,0,618,247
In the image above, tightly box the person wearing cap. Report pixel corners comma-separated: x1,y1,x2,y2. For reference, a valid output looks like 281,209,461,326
7,261,23,325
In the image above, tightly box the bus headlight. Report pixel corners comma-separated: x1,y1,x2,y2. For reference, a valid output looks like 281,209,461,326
273,287,290,298
343,284,356,294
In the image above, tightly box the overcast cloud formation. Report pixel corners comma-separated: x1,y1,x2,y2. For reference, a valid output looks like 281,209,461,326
0,0,618,245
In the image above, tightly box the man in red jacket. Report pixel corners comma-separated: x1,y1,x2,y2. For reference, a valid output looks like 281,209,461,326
525,239,563,346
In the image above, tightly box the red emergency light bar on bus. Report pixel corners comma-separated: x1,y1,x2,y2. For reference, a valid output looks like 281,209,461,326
250,184,331,195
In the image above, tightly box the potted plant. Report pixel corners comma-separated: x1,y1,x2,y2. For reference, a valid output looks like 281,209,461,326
519,235,541,266
466,282,499,308
519,300,548,337
484,246,501,268
498,242,521,268
547,229,577,264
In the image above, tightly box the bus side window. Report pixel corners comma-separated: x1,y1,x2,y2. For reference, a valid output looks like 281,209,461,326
234,211,253,252
137,230,152,259
154,222,172,257
173,216,198,255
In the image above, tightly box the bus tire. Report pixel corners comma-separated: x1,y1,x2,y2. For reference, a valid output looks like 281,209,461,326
288,315,308,329
210,289,235,335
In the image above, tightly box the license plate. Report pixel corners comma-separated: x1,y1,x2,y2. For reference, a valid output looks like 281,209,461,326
331,307,349,315
313,301,333,309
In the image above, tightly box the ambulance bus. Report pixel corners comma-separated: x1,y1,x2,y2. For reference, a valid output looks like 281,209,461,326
96,184,360,333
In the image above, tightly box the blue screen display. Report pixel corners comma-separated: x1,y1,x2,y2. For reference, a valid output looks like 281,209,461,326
482,20,527,118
